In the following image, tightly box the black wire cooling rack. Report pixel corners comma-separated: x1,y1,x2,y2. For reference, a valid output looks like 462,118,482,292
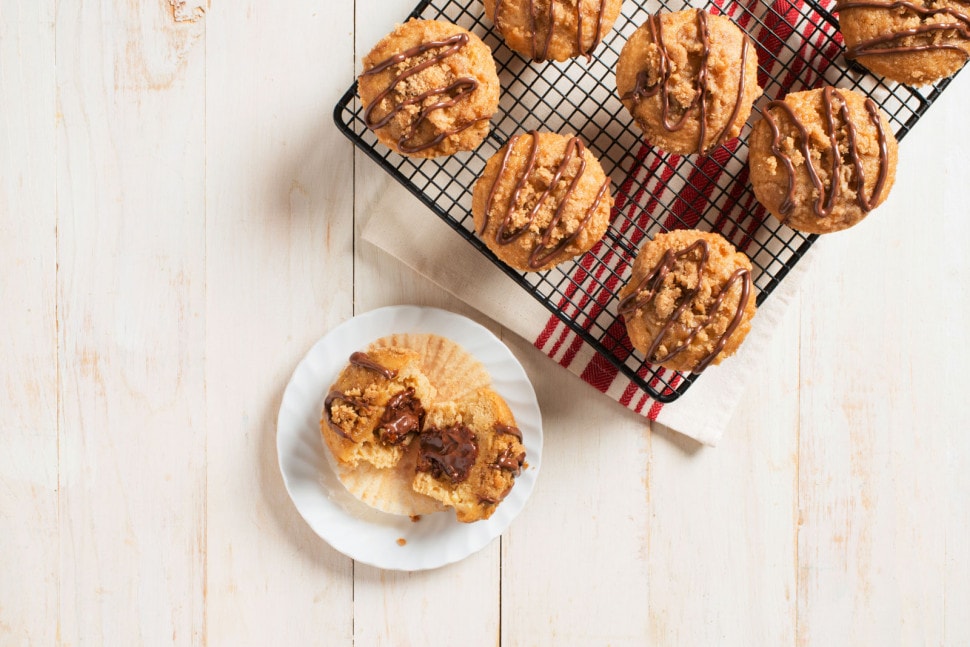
334,0,958,403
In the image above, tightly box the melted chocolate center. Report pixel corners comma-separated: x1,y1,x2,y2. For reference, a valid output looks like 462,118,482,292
417,424,479,484
618,239,752,373
494,446,526,476
377,387,425,446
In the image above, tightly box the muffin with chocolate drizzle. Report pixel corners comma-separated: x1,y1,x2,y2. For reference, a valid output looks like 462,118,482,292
618,230,756,373
838,0,970,86
472,131,613,271
413,388,527,523
322,348,436,470
748,86,899,234
358,19,500,158
615,9,761,156
483,0,624,62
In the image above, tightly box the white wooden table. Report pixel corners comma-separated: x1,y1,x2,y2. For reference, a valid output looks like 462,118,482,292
3,0,970,644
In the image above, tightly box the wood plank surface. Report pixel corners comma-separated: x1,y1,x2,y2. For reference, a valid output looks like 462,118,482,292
0,1,58,644
648,300,800,646
499,332,650,647
53,0,207,643
203,0,355,644
796,84,970,646
2,0,970,644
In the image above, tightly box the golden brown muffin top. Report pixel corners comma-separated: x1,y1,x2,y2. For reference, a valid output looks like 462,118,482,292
483,0,624,62
616,9,762,155
618,229,756,373
748,86,899,234
357,19,500,158
838,0,970,86
472,131,613,272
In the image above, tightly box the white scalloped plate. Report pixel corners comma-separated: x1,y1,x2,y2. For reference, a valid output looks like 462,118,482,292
277,305,543,571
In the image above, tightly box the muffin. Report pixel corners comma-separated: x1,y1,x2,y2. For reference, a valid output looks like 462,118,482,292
838,0,970,86
322,334,528,521
617,230,756,373
748,86,899,234
472,131,614,271
322,348,436,469
483,0,624,62
413,388,527,523
616,9,761,156
357,19,500,157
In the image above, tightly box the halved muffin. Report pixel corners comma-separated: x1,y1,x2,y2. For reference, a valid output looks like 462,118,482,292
322,347,435,469
414,388,527,523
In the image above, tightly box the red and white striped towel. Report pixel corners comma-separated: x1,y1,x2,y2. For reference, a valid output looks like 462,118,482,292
360,0,847,444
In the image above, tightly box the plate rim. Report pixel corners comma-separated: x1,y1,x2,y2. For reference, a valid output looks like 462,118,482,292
276,304,544,571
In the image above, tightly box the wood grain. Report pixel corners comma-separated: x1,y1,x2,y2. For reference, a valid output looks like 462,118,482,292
648,300,800,645
203,0,356,644
0,1,58,644
927,87,970,647
53,0,206,643
497,334,650,646
3,0,970,643
797,84,970,646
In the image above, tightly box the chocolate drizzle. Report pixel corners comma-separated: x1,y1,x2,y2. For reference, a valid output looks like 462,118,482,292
417,424,479,484
838,0,970,59
479,481,515,506
349,351,397,379
719,36,751,145
576,0,611,59
532,0,556,60
479,131,611,269
494,423,524,441
762,86,890,219
622,11,752,155
618,239,752,373
495,0,610,61
324,390,370,440
361,32,485,153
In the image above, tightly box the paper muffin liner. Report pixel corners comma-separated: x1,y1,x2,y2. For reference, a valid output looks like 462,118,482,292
370,333,492,402
329,333,491,516
326,440,446,516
